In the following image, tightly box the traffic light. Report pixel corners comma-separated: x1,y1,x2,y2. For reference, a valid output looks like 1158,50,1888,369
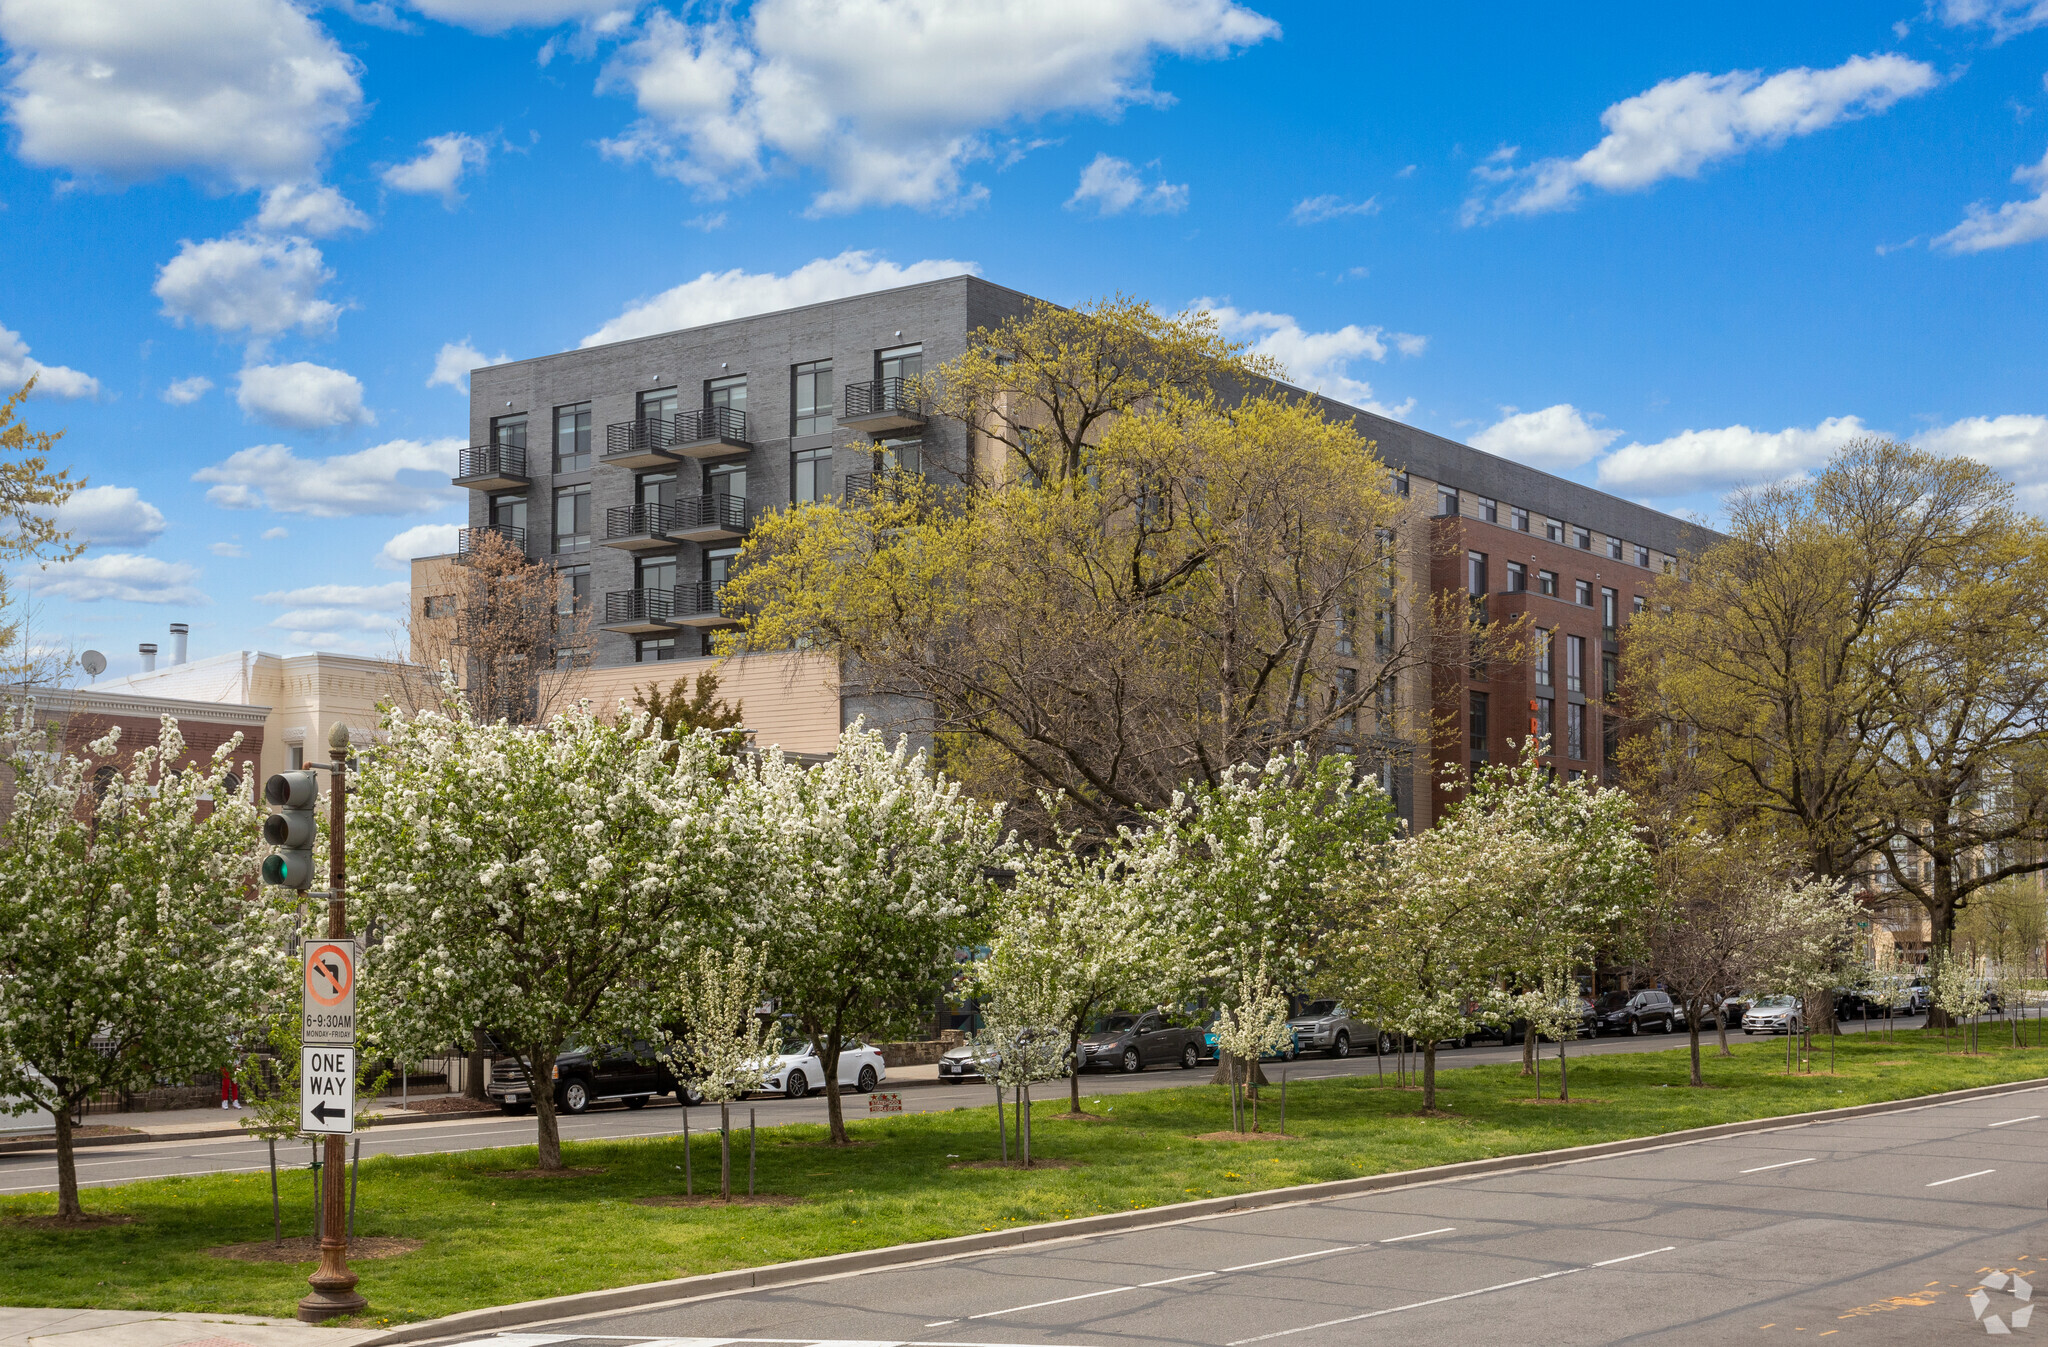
262,770,318,890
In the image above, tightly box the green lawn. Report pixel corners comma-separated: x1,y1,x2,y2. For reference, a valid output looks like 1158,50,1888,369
4,1028,2043,1329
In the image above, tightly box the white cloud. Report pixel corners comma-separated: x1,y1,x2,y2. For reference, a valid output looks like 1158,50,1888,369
376,522,462,569
255,182,370,237
1596,416,1877,496
261,526,289,540
154,234,341,338
1471,404,1623,471
583,250,978,347
597,0,1275,213
235,361,372,429
1934,1,2048,40
401,0,630,32
255,580,410,609
1203,301,1423,415
428,339,512,391
1290,193,1378,224
210,541,245,557
162,375,214,405
1918,415,2048,510
0,321,97,399
381,132,490,206
48,485,166,547
1467,54,1939,220
37,553,207,605
0,0,362,188
1933,147,2048,253
255,579,409,652
1065,153,1188,215
194,438,462,516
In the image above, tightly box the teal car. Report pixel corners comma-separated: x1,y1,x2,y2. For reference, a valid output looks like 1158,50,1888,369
1200,1019,1302,1062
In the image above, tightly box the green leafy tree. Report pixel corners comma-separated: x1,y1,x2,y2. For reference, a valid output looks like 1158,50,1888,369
633,670,746,752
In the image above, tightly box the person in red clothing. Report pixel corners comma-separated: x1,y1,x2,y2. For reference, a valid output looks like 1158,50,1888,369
220,1066,242,1109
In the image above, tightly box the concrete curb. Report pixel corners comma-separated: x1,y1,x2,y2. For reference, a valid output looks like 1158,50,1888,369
364,1072,2048,1346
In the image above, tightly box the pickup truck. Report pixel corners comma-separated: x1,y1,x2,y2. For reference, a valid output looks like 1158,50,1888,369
486,1037,676,1114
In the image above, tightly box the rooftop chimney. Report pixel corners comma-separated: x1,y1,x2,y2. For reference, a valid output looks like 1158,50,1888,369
139,642,158,673
169,623,189,666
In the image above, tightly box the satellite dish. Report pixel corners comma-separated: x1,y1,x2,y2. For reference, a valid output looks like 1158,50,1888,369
79,650,106,679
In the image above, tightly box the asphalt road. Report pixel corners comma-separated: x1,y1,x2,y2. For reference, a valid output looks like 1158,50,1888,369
434,1080,2048,1346
0,1013,1947,1195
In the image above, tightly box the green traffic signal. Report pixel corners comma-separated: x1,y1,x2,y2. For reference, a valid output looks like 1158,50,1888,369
262,770,319,891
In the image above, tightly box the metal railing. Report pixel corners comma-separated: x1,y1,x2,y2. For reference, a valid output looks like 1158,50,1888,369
605,405,750,458
843,376,921,421
456,443,528,480
844,470,922,504
674,493,752,534
604,587,676,625
605,502,679,540
672,582,726,621
458,525,526,558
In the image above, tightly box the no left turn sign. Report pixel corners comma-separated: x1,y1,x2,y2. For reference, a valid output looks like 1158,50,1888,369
302,939,355,1046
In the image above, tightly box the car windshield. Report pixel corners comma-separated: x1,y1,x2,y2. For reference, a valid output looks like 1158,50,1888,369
1754,995,1796,1009
1596,991,1630,1010
1093,1014,1138,1033
1299,1000,1339,1017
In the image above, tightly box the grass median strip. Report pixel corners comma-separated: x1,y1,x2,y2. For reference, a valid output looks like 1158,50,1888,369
2,1029,2043,1329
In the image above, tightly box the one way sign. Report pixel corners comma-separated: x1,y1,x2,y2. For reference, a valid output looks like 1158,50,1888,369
300,1045,355,1134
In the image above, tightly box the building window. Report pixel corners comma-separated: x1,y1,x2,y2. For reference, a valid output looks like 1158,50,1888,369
554,484,591,552
1567,702,1585,759
1478,496,1498,524
288,744,305,770
423,595,455,618
706,546,738,592
1601,586,1619,633
1566,634,1584,693
1603,713,1621,770
637,387,677,424
793,445,833,502
1438,485,1459,517
1573,527,1591,550
1539,569,1558,597
1391,470,1410,497
1506,561,1526,593
1602,652,1619,703
554,646,591,671
1334,605,1355,656
792,359,834,436
491,413,527,449
1531,697,1553,752
877,437,922,474
708,464,747,502
1607,536,1623,560
490,493,526,532
1336,666,1358,734
557,564,590,615
637,470,677,510
1546,520,1563,542
1512,506,1529,533
1467,550,1487,596
1575,579,1593,606
877,343,923,381
1534,628,1553,687
636,637,678,662
555,402,591,472
1633,595,1647,615
1469,691,1489,762
1634,544,1650,568
706,374,747,415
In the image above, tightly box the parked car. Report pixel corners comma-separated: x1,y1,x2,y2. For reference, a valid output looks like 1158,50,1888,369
1199,1014,1303,1063
754,1037,888,1099
1683,991,1747,1031
1742,994,1804,1035
1287,1001,1379,1058
1593,989,1678,1036
1080,1011,1205,1073
486,1037,676,1115
937,1042,991,1084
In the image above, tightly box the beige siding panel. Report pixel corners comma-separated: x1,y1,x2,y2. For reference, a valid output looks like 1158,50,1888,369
564,651,841,757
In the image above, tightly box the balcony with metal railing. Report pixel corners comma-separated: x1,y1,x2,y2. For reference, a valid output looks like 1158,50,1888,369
457,525,527,561
601,587,680,634
669,493,753,543
602,503,682,552
605,406,751,468
839,377,924,433
454,443,530,491
843,469,924,506
671,582,738,628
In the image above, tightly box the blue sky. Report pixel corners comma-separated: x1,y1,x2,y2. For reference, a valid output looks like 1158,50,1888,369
4,0,2047,674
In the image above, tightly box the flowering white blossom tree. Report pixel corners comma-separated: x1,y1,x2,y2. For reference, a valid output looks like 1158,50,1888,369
966,937,1070,1165
729,724,1007,1145
1760,874,1861,1072
667,941,777,1199
1210,964,1293,1132
351,690,732,1170
0,710,276,1218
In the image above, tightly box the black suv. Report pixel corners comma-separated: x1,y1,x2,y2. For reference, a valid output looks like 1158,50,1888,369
1593,989,1677,1036
486,1037,676,1114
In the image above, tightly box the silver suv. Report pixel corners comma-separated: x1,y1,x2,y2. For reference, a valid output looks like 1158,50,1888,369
1286,1000,1382,1058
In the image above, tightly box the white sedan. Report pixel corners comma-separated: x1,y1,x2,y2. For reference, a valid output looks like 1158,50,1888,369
757,1040,887,1099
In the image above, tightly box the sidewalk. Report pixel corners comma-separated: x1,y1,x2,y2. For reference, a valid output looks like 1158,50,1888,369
0,1309,382,1347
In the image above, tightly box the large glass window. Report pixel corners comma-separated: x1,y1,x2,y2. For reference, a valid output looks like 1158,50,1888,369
1478,496,1498,524
637,470,677,510
706,375,746,414
708,464,746,501
490,493,526,532
556,564,589,615
706,546,738,591
1602,652,1619,703
1576,579,1593,606
1534,628,1553,687
553,484,591,552
792,359,834,435
637,555,677,593
1573,526,1592,551
878,437,922,474
877,344,922,382
636,637,678,663
793,446,832,502
1469,691,1489,761
1601,586,1619,632
1506,561,1527,593
1335,666,1358,734
1466,550,1487,596
1334,605,1356,656
1634,544,1650,568
1531,697,1553,752
1567,702,1586,759
555,402,591,472
1437,485,1458,517
491,413,527,449
1566,634,1584,693
638,387,677,423
1607,535,1624,561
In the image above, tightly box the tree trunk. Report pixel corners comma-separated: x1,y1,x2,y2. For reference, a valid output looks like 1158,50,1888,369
1521,1022,1537,1077
1421,1041,1438,1110
720,1101,732,1200
465,1029,489,1101
1211,1051,1269,1089
532,1050,563,1170
1715,1006,1731,1057
53,1100,82,1219
1020,1082,1032,1167
1686,1009,1704,1087
821,1029,847,1144
1068,1024,1085,1114
1557,1034,1570,1102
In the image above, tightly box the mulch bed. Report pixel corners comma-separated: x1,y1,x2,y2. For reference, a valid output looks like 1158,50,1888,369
1192,1131,1301,1142
948,1157,1085,1169
633,1193,803,1208
7,1213,137,1229
397,1096,498,1115
209,1236,422,1263
478,1166,607,1179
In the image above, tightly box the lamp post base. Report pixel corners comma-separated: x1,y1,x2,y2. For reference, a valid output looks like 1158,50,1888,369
296,1287,368,1323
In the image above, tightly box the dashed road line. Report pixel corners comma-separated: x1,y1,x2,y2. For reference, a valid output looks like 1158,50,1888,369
1989,1116,2040,1128
1740,1158,1817,1174
1927,1169,1997,1187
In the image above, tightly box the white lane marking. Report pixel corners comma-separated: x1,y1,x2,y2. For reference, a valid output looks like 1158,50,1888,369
1219,1245,1362,1272
1928,1168,1997,1187
1990,1116,2041,1128
1139,1272,1218,1287
964,1284,1138,1320
1739,1158,1817,1174
1224,1246,1675,1344
1378,1226,1457,1242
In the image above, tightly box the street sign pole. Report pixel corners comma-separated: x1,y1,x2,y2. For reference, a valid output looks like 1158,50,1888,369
298,723,366,1324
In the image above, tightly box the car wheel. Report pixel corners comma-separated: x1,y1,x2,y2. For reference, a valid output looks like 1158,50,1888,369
857,1065,878,1093
941,1077,961,1086
624,1095,648,1110
1627,1019,1640,1037
1378,1032,1396,1056
1455,1035,1471,1049
784,1070,809,1100
561,1078,590,1114
1121,1047,1142,1073
1332,1031,1351,1059
680,1085,705,1107
1743,1028,1753,1036
1181,1042,1201,1070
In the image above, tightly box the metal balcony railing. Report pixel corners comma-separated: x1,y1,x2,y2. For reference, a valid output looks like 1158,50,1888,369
458,525,526,559
671,582,725,621
675,404,748,444
674,493,752,534
606,406,751,459
456,443,528,481
844,469,923,505
604,587,676,625
842,377,920,422
605,502,680,541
